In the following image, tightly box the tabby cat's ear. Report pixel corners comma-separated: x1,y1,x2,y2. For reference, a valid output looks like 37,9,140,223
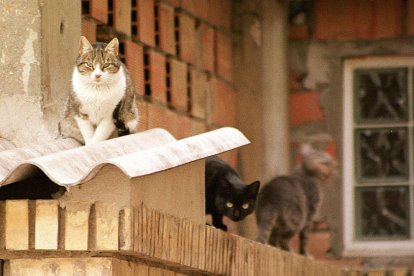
105,37,119,56
245,181,260,197
79,36,93,55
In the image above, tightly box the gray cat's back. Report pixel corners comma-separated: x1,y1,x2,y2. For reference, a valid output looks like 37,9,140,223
256,175,308,236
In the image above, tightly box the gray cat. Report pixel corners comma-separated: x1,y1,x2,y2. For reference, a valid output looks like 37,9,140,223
255,146,337,256
60,36,139,145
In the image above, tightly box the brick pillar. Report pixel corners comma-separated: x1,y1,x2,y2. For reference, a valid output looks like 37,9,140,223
0,1,81,146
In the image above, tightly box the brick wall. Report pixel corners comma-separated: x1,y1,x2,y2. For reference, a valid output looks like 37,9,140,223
81,0,236,166
0,199,348,275
1,199,410,275
288,0,414,265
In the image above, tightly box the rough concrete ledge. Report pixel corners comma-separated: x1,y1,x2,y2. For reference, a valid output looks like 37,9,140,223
0,199,347,276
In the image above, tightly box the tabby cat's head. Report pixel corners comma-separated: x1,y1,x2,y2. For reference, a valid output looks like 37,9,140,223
75,36,122,84
300,147,338,182
216,179,260,222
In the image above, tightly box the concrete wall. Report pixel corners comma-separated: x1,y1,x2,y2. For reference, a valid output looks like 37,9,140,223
0,0,80,146
233,0,290,239
60,161,205,224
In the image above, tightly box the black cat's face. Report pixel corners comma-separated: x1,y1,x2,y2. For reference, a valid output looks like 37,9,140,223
215,179,260,222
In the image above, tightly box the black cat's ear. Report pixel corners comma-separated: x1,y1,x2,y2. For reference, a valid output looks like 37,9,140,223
79,36,93,54
105,37,119,56
245,181,260,197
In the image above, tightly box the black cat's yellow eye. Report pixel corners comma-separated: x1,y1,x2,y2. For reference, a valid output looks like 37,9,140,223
242,203,249,209
226,202,233,208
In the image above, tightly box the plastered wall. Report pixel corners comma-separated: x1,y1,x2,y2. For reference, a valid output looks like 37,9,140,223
0,0,80,146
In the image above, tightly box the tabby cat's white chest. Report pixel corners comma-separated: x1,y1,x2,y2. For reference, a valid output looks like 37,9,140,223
72,67,126,125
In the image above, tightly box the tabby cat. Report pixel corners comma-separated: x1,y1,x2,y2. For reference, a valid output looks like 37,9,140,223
255,146,337,255
60,36,138,144
205,156,260,231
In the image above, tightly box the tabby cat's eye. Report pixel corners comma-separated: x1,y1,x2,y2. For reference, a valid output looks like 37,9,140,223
226,202,233,208
82,62,93,68
242,203,249,209
102,63,112,69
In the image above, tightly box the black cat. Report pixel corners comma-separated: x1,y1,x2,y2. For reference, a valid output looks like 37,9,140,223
205,156,260,231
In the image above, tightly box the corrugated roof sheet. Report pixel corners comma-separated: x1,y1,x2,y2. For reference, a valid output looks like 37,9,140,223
0,127,249,188
0,138,15,152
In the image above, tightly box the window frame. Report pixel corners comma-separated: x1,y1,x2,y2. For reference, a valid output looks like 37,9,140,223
343,56,414,257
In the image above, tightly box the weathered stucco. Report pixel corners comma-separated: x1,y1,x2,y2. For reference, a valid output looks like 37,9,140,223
0,96,50,146
0,0,80,146
0,1,41,98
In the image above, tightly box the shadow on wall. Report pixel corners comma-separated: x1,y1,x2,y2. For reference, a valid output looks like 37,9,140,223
0,173,65,200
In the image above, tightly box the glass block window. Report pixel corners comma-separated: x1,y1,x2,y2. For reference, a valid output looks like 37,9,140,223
343,57,414,256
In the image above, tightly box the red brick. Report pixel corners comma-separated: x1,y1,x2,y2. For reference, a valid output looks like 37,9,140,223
124,40,145,96
326,140,337,160
200,23,215,72
157,3,176,55
164,108,179,137
168,58,188,111
208,0,231,31
161,107,193,138
408,0,414,35
113,0,132,36
162,109,201,139
353,0,403,40
180,0,197,17
147,102,167,130
209,78,236,127
289,91,325,126
137,99,149,132
133,0,155,46
90,0,108,24
314,0,402,40
177,13,196,65
181,0,208,19
220,0,232,31
81,18,97,43
373,0,402,39
288,24,310,40
189,118,208,136
147,103,185,137
162,0,180,7
189,69,208,119
215,31,233,82
148,49,167,103
177,114,191,139
314,1,352,40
